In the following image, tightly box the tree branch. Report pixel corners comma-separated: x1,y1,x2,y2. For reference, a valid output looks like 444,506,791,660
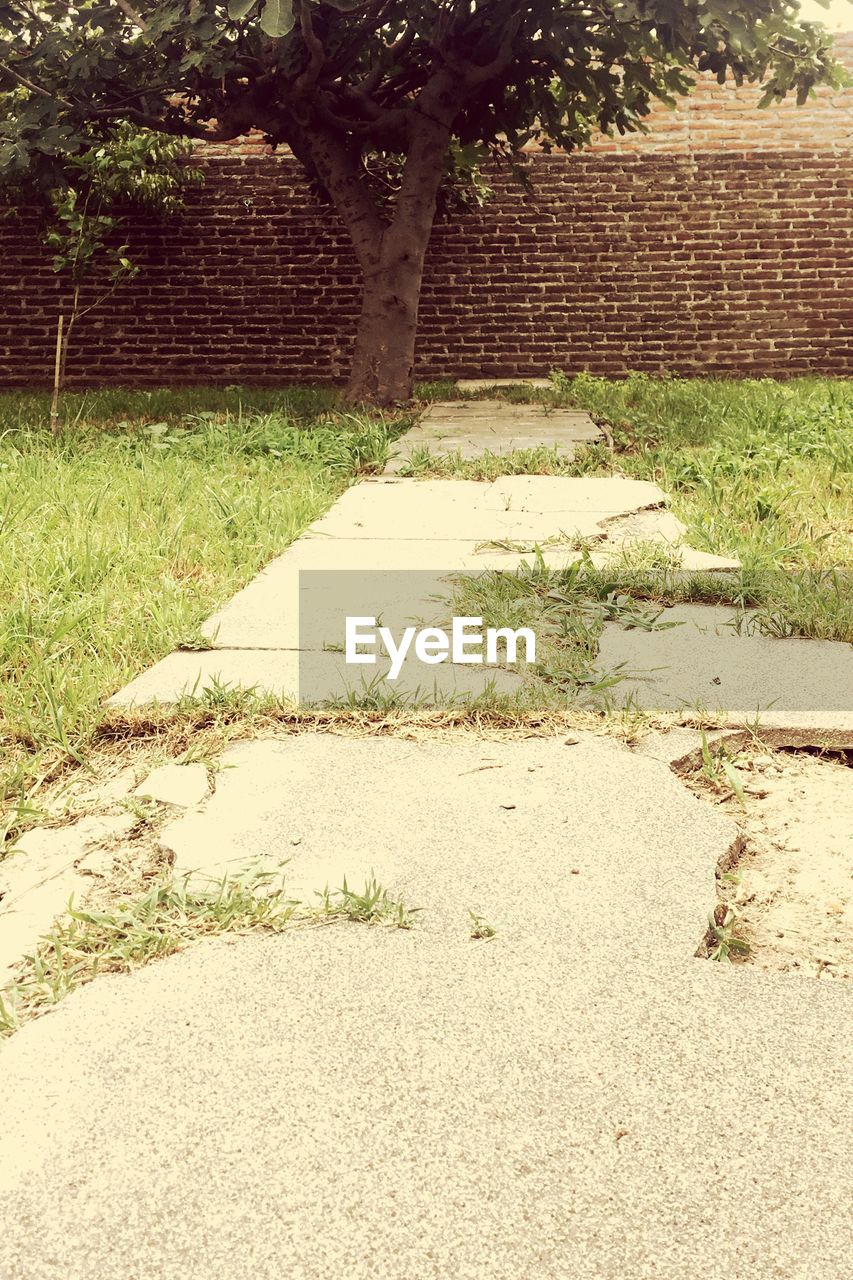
356,23,417,96
111,0,149,32
293,0,326,97
313,92,407,149
0,60,74,108
460,14,523,88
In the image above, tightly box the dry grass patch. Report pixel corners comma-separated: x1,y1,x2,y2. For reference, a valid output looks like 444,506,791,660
685,742,853,979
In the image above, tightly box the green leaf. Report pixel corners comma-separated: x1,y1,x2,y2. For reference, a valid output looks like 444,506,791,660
721,759,745,806
259,0,295,38
227,0,256,19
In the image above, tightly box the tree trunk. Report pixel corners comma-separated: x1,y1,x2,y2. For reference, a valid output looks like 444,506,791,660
346,239,426,405
344,114,454,405
289,93,458,405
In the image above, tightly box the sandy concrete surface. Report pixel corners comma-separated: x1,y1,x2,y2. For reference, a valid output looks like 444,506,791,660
697,750,853,980
0,814,135,985
307,476,670,544
597,603,853,730
156,734,727,917
1,736,851,1280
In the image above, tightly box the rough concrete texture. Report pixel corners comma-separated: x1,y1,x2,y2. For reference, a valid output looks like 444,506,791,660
481,475,665,515
0,814,134,983
1,736,851,1280
109,644,521,709
384,400,601,471
308,477,668,543
134,762,210,808
598,603,853,730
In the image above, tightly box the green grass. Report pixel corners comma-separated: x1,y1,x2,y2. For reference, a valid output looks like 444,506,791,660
415,373,853,645
447,552,690,706
557,372,853,572
0,387,403,841
2,374,850,846
0,869,415,1037
0,384,343,433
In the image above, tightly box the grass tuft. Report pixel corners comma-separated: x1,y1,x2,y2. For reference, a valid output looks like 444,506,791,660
0,868,417,1037
317,875,417,929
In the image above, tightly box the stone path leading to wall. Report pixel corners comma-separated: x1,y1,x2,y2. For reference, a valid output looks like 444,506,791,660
1,734,852,1280
384,398,601,471
107,469,747,707
2,396,852,1279
109,405,846,735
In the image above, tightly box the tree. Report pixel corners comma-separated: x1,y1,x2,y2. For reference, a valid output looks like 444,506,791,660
0,2,844,405
39,125,201,427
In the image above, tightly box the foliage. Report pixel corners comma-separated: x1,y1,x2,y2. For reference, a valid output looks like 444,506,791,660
0,1,843,248
1,114,203,415
0,393,397,837
0,868,415,1036
43,124,201,282
0,1,843,196
0,2,844,399
0,870,299,1035
317,875,417,927
707,903,751,962
468,910,497,940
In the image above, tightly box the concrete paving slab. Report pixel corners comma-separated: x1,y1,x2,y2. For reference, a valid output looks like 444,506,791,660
385,401,600,472
107,649,301,707
0,815,135,983
1,736,851,1280
307,477,669,544
483,475,665,515
420,400,593,428
672,548,742,572
203,545,476,650
150,734,732,948
108,645,521,709
134,763,210,808
455,378,553,390
597,603,853,730
112,476,739,704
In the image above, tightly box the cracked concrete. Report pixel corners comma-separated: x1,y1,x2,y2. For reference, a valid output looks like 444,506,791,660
134,762,210,808
0,814,135,984
597,603,853,733
110,470,724,708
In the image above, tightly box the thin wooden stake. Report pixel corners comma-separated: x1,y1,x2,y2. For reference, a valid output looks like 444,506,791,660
50,312,64,435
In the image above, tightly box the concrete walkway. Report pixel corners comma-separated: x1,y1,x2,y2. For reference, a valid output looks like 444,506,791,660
109,410,741,709
109,414,845,733
3,399,851,1279
1,734,851,1280
384,399,601,471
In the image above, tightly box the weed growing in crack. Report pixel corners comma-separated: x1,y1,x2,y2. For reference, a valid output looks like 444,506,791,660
468,910,497,940
0,870,300,1036
0,870,418,1037
707,903,751,963
317,876,418,929
699,731,747,807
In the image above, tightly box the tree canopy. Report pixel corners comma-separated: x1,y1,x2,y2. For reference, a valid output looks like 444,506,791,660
0,1,844,401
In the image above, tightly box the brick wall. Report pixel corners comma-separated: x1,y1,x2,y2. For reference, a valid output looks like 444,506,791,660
2,34,852,387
